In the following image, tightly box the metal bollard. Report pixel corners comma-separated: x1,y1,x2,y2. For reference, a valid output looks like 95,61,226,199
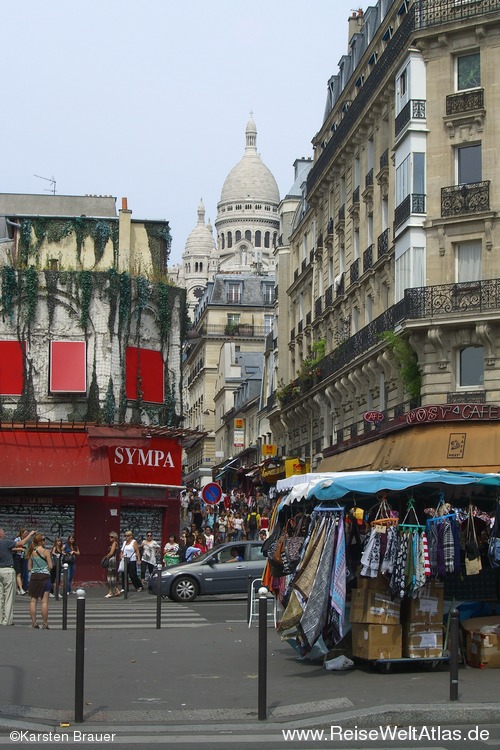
55,556,61,601
74,589,86,723
156,563,163,629
62,563,69,630
258,586,268,721
123,557,129,600
449,608,459,701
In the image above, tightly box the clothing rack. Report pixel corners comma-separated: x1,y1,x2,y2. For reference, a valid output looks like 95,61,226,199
314,504,344,513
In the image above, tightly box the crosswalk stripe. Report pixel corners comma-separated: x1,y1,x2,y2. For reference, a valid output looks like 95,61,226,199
12,599,209,629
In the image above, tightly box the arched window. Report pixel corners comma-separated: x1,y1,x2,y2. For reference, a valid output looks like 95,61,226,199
227,231,232,248
264,232,270,248
200,262,203,272
273,232,277,248
195,262,198,272
221,233,225,250
245,230,251,242
236,231,242,242
255,231,261,247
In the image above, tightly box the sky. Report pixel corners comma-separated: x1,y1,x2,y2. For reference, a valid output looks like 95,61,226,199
4,0,362,266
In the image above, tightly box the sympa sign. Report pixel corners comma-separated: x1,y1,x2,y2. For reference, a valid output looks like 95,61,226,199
108,439,182,486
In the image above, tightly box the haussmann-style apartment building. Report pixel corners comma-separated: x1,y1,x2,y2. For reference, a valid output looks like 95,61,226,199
267,0,500,474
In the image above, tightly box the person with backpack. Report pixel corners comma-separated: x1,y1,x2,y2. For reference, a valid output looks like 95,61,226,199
246,509,261,540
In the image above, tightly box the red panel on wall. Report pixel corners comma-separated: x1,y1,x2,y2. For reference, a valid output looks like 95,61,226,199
0,430,110,488
50,341,87,393
125,347,164,404
108,438,182,486
0,341,25,395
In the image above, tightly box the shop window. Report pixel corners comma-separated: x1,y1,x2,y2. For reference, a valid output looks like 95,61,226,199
126,347,164,403
0,340,25,395
50,341,86,393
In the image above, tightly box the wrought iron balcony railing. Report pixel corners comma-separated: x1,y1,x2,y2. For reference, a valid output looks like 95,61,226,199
363,244,374,273
395,99,426,138
298,319,303,334
414,0,500,29
350,258,360,285
446,88,484,116
325,285,333,308
441,181,490,217
394,193,426,229
352,186,360,205
305,311,312,327
377,228,389,259
380,148,389,171
199,324,269,338
281,277,500,408
315,296,323,317
365,168,374,188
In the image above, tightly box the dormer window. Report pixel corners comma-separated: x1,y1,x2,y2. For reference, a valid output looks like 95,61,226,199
226,282,242,304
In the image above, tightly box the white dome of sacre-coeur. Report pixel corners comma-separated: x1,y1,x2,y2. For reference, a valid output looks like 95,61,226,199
220,117,279,205
184,200,215,256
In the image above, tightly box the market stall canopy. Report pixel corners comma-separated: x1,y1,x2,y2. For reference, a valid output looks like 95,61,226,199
307,470,500,502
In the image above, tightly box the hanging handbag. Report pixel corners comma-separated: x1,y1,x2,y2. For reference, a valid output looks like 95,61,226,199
465,508,482,576
101,556,110,569
488,501,500,569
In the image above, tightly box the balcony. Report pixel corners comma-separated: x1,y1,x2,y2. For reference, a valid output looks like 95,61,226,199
414,0,500,29
377,228,389,259
380,149,389,171
365,169,374,188
349,258,360,285
446,88,484,116
200,323,268,338
352,186,360,205
395,99,426,138
363,244,374,273
441,181,490,217
315,296,323,317
325,285,333,308
305,311,312,328
394,193,426,229
298,319,303,335
336,274,345,297
280,277,500,409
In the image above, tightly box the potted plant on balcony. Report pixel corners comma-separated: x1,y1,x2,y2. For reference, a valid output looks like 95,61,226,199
380,331,421,400
224,322,239,336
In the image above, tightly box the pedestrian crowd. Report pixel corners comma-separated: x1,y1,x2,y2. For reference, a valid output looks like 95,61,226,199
0,526,80,629
0,486,272,625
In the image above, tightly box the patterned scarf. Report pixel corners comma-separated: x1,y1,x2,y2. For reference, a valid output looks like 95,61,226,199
329,516,346,645
360,528,381,577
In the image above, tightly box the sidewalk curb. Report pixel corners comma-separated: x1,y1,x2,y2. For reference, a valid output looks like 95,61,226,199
2,702,500,734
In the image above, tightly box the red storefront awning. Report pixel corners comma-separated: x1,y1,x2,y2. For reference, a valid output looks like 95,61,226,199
0,430,111,488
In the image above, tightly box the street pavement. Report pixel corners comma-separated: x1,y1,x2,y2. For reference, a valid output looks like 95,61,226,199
1,585,499,744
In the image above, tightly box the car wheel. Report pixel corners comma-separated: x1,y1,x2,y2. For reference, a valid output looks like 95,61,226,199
171,576,199,602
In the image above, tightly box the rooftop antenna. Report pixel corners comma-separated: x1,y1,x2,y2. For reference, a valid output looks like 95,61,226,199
34,174,56,195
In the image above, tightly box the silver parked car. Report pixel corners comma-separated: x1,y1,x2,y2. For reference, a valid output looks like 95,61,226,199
148,541,266,602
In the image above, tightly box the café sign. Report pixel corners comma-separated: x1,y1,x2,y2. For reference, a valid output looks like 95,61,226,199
406,404,499,425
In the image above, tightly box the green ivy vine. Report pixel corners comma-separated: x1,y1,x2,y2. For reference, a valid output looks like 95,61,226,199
103,377,116,424
24,267,39,329
43,269,59,329
380,330,422,399
84,365,101,422
107,267,119,336
1,266,18,322
78,270,92,332
91,220,111,264
145,222,172,276
118,272,132,340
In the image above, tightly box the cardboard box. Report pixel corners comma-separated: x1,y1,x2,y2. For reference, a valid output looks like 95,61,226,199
351,624,402,660
462,616,500,669
350,589,400,625
357,573,391,593
401,582,444,625
403,623,444,659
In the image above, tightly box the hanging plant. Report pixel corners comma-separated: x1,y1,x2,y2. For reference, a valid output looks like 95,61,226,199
118,272,132,340
91,220,111,265
46,219,73,244
155,281,171,348
78,270,92,332
24,267,39,328
1,266,18,323
19,220,33,266
85,366,101,422
146,222,172,276
107,267,119,337
73,217,89,265
111,221,119,267
103,377,116,424
13,360,38,421
136,275,150,314
379,331,421,399
44,269,59,329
